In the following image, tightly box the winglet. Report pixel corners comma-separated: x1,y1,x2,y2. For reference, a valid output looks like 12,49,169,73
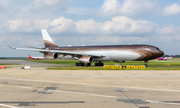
7,44,16,49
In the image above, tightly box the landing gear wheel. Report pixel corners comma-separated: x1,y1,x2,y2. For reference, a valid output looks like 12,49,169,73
86,63,91,66
75,63,79,66
100,63,104,66
75,62,85,66
144,60,148,67
144,64,148,67
81,63,85,66
94,62,104,66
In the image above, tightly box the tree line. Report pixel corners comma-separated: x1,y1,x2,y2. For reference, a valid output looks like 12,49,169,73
163,55,180,58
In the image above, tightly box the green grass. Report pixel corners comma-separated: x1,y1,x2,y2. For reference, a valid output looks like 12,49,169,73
0,64,20,65
5,67,12,68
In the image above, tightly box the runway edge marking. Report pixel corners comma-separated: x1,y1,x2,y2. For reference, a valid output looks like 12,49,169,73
146,100,180,106
49,90,117,98
0,103,22,108
16,86,32,89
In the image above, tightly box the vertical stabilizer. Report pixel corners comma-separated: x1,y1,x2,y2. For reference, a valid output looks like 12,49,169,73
41,29,58,47
28,54,31,57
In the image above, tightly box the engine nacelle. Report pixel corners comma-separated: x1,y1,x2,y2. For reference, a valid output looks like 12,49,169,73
79,56,93,63
113,60,125,63
53,53,58,59
44,53,58,59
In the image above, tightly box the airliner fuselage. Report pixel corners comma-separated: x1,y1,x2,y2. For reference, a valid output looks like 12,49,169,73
45,44,164,64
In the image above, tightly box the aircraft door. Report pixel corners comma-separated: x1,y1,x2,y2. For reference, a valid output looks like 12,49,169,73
142,46,147,53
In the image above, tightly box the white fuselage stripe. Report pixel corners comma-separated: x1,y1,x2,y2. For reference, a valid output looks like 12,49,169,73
58,50,141,61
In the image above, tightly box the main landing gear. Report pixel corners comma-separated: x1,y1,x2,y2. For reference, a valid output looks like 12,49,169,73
94,62,104,66
75,62,85,66
144,60,148,67
75,61,104,67
86,63,91,66
75,62,91,67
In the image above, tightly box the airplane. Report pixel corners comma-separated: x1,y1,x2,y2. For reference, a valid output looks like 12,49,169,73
27,54,45,60
7,29,164,67
157,55,173,60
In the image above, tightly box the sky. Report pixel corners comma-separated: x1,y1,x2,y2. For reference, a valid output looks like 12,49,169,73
1,0,180,57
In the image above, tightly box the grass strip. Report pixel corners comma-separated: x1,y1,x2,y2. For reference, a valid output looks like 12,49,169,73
0,64,20,65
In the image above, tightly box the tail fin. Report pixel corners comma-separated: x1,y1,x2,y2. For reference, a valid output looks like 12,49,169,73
170,55,173,57
28,54,31,57
41,29,58,47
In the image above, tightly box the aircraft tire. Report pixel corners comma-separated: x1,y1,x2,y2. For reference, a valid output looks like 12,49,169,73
100,63,104,66
144,64,148,67
94,63,104,66
86,63,91,66
81,63,85,66
75,63,79,66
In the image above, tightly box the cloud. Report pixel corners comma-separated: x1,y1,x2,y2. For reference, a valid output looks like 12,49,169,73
100,16,156,35
2,15,180,37
49,17,75,33
0,0,13,14
2,16,157,36
75,19,101,33
2,19,48,33
96,0,155,16
157,24,180,35
0,16,180,40
2,17,76,34
163,3,180,16
0,0,11,8
30,0,73,13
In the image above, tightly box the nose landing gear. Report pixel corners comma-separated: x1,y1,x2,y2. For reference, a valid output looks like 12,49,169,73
144,60,148,67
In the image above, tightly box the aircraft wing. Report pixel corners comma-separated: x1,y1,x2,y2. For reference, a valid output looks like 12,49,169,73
7,44,103,57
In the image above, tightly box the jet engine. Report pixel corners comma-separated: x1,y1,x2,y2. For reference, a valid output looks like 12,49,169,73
44,53,58,59
79,56,94,63
113,60,125,63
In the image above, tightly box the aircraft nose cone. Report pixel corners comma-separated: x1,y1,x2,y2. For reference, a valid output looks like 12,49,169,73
158,50,164,57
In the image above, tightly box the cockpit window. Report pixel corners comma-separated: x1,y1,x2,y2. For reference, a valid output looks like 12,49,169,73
152,48,160,51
